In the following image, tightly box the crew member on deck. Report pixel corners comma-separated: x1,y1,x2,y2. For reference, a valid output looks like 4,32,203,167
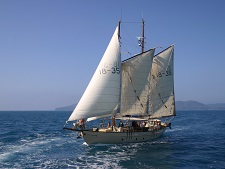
78,119,85,130
112,116,116,127
118,120,124,127
106,122,111,128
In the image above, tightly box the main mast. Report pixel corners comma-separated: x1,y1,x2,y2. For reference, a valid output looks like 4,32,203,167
141,18,145,53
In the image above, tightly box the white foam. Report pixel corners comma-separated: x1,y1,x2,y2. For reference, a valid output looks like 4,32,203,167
0,135,61,162
82,142,88,146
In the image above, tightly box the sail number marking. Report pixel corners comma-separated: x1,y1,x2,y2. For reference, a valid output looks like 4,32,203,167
99,67,120,74
99,61,120,75
157,68,172,77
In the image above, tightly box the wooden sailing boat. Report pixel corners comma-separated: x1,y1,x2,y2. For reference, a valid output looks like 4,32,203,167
64,20,175,144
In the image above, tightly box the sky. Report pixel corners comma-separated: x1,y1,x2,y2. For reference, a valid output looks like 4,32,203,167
0,0,225,110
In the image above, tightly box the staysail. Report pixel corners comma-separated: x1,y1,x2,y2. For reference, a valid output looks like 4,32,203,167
119,49,155,117
68,27,121,121
149,45,175,118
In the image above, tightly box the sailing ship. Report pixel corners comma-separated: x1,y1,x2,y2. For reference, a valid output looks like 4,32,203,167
64,20,175,144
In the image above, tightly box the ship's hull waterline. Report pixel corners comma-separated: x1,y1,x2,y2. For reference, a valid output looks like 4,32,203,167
81,127,166,144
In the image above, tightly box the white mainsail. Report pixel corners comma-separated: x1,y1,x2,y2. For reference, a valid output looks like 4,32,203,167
119,49,155,117
68,27,121,121
149,45,175,118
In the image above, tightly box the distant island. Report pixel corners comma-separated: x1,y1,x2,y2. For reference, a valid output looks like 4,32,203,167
175,100,225,110
55,100,225,111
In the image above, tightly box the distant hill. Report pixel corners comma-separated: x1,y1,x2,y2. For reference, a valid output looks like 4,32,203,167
176,100,225,110
55,101,225,111
176,100,209,110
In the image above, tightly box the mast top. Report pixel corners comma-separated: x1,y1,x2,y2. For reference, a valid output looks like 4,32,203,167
118,20,121,40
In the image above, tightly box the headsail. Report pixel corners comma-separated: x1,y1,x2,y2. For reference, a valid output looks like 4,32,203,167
68,27,121,121
118,49,155,117
149,45,175,118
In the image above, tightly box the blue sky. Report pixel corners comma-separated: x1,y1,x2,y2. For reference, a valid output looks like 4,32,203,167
0,0,225,110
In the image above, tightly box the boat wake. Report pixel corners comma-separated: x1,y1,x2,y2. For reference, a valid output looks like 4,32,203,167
0,132,72,169
0,133,60,162
69,139,172,168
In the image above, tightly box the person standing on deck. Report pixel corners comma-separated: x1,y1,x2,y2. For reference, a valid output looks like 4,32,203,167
112,116,116,127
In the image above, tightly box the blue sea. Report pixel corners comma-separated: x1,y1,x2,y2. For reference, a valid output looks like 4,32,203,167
0,110,225,169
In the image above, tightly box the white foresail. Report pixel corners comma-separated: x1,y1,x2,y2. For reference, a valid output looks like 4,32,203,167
149,45,175,118
68,27,121,121
118,49,155,117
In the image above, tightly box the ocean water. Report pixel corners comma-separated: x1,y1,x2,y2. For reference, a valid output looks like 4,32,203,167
0,110,225,169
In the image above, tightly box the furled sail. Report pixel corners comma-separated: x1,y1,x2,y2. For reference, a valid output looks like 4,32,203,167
118,49,155,117
149,45,175,118
68,27,121,121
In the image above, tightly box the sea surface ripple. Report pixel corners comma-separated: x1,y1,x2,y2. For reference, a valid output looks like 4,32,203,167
0,110,225,168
